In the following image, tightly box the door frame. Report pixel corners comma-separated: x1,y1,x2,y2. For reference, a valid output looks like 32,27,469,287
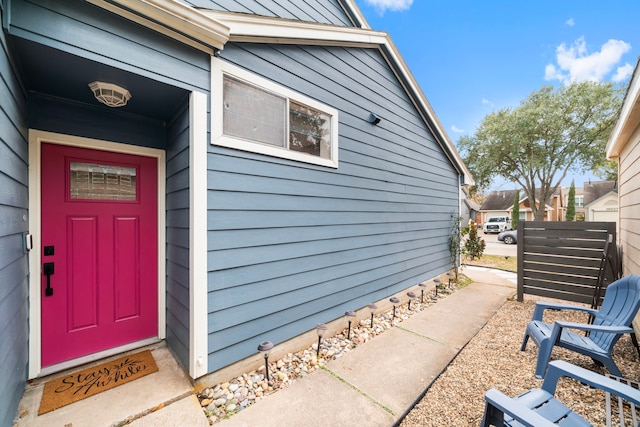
27,130,167,379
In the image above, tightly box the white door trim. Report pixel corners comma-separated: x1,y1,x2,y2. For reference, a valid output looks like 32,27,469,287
27,130,167,379
189,91,209,378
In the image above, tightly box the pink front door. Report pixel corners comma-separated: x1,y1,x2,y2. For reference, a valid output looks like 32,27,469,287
41,143,158,367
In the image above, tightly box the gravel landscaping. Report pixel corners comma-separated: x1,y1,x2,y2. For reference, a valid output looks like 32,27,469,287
197,271,640,426
400,294,640,427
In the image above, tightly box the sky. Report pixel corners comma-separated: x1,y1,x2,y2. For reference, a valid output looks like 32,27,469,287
355,0,640,191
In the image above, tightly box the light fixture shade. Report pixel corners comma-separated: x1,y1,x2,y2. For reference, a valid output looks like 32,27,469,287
257,340,274,356
88,81,131,107
389,297,400,304
316,323,328,337
407,291,416,300
367,303,378,313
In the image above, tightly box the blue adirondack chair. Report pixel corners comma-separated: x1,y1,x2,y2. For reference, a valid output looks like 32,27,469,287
521,274,640,379
482,360,640,426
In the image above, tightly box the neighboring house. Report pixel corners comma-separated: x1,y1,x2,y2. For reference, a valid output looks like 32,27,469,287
479,189,519,225
606,59,640,336
460,185,480,224
0,1,472,424
479,188,563,224
583,180,619,223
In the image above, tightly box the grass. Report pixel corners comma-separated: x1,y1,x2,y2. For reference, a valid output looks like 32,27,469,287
462,254,517,272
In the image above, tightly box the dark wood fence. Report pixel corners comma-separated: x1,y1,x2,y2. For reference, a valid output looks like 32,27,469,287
517,221,618,304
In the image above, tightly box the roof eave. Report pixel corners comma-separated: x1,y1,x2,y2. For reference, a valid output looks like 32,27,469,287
607,56,640,158
202,11,474,186
88,0,230,53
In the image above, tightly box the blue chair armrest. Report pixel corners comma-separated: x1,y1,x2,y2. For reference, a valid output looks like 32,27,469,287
554,321,633,335
542,361,640,406
531,302,598,321
484,389,558,427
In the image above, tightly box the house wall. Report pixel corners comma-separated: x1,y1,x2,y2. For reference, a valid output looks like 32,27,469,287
7,0,211,377
618,123,640,277
165,104,192,371
183,0,354,26
586,194,618,222
0,9,30,427
206,42,460,371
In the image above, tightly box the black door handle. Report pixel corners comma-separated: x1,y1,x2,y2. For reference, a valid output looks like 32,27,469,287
43,262,54,297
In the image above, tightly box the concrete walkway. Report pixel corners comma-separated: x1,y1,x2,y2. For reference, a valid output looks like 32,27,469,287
14,267,515,427
218,267,516,427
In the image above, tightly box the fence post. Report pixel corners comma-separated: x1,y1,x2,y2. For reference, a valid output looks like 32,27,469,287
517,220,524,302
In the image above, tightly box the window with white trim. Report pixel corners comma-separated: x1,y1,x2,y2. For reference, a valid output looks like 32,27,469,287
212,59,339,168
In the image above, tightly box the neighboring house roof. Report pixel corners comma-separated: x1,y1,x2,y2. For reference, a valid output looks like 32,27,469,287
480,190,520,211
480,187,561,212
607,56,640,158
90,0,474,186
583,180,618,207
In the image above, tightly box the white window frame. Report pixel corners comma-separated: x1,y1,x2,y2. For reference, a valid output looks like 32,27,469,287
212,58,339,168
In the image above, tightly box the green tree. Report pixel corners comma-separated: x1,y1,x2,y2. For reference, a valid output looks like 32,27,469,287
566,180,576,221
458,82,622,220
462,221,485,260
448,214,461,280
511,189,520,230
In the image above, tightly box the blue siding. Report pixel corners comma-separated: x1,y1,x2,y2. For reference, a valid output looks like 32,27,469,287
0,16,29,427
206,43,460,370
8,0,213,376
28,94,168,149
166,104,192,371
8,0,209,94
184,0,354,26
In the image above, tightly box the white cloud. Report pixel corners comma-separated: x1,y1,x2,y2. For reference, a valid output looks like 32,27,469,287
482,98,494,107
566,18,575,26
613,63,634,82
451,125,464,133
364,0,413,14
545,36,632,85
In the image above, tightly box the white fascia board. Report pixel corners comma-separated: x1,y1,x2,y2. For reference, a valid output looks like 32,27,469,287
204,11,473,186
88,0,229,52
339,0,372,29
202,11,386,47
607,59,640,158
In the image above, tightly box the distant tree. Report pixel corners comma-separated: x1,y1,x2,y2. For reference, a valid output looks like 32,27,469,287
511,190,520,229
462,221,485,260
566,180,576,221
458,82,623,220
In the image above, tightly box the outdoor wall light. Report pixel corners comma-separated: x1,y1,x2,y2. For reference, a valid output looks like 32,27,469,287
257,341,274,382
344,311,356,340
316,323,328,357
88,81,131,108
407,291,416,310
419,282,428,303
434,278,441,296
367,303,378,326
389,297,400,322
368,112,381,125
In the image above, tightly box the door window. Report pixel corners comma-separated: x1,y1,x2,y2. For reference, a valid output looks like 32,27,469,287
69,162,137,201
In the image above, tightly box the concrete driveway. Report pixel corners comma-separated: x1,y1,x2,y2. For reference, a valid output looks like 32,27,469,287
482,232,517,257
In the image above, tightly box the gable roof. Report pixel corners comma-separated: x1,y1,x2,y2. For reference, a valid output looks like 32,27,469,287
480,187,563,212
89,0,473,185
583,180,618,206
480,190,520,211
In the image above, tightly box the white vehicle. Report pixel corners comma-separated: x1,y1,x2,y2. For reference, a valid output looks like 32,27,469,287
483,216,511,234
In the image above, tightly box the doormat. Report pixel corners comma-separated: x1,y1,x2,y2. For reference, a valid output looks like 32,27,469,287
38,350,158,415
